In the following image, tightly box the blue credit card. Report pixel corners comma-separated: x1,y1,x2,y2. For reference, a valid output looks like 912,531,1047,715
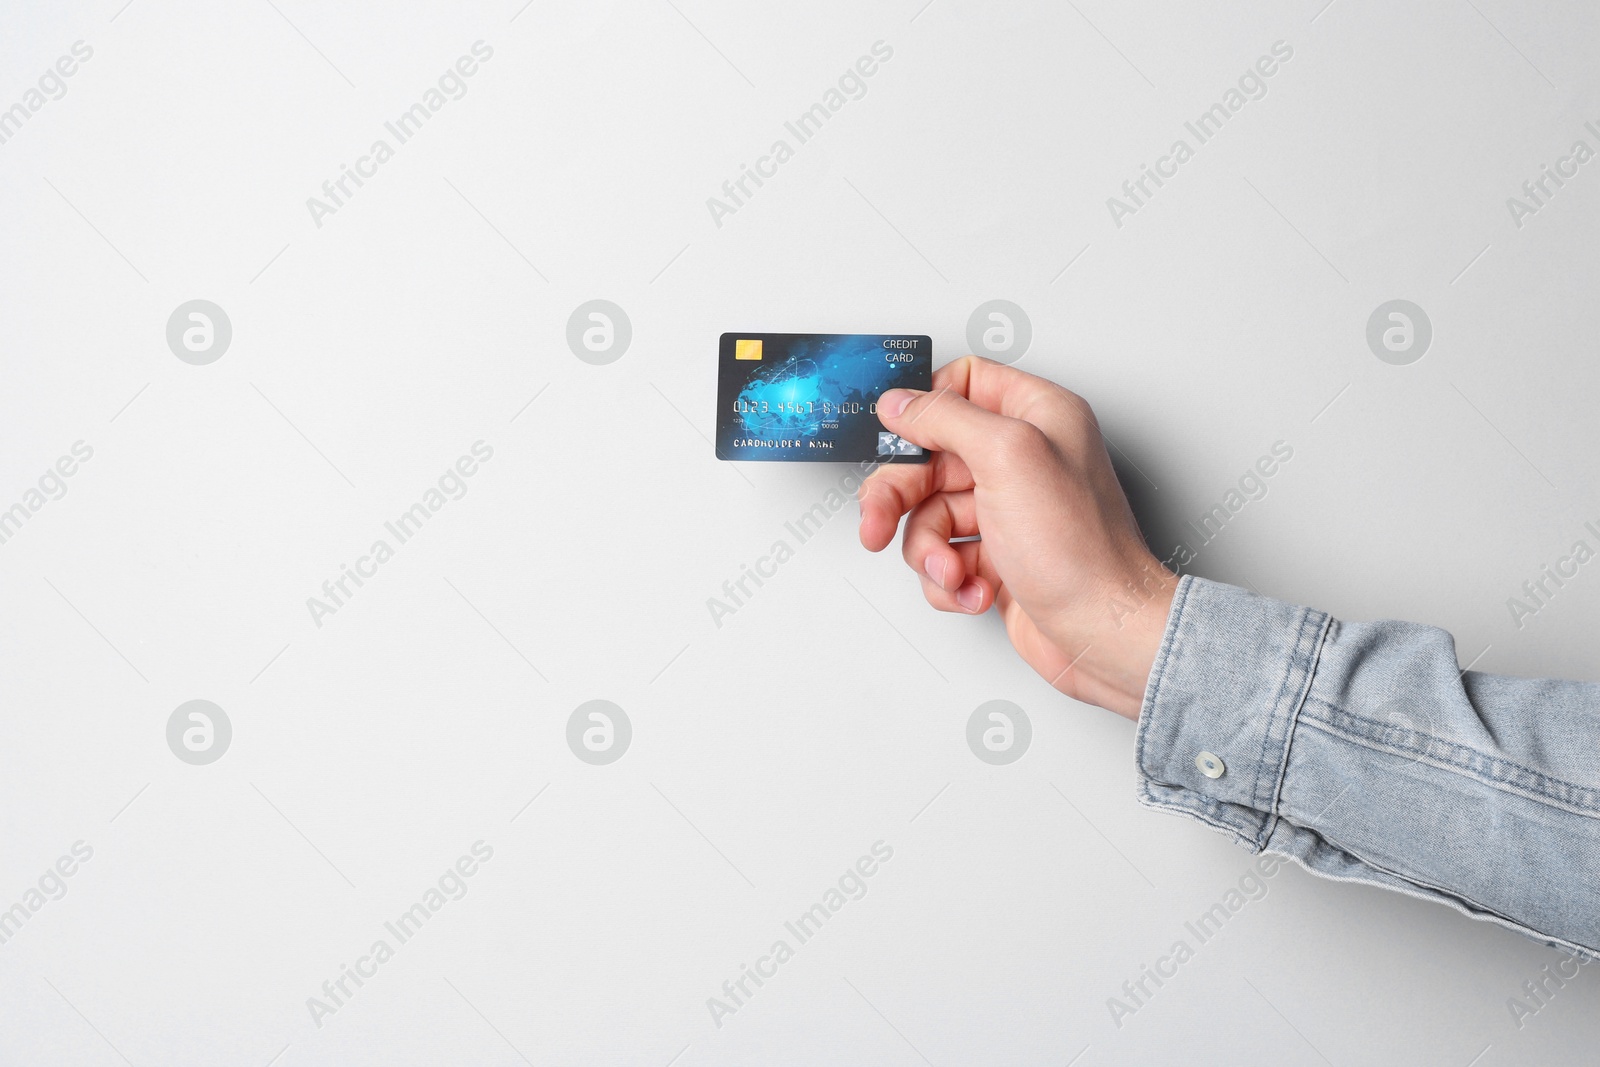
715,333,932,462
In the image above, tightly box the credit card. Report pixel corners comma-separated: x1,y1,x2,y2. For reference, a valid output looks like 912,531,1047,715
715,333,932,462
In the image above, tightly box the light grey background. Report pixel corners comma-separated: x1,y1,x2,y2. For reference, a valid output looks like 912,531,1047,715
2,1,1598,1064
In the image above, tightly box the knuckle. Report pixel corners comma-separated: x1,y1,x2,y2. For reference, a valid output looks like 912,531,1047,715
1048,385,1099,429
994,421,1050,460
1061,385,1095,416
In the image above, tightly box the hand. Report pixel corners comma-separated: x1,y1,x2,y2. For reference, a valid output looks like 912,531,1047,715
857,356,1176,720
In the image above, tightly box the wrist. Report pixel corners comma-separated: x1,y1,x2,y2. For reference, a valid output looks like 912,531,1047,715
1064,558,1178,720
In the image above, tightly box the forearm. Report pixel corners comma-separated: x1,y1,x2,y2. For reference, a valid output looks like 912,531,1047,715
1135,576,1600,955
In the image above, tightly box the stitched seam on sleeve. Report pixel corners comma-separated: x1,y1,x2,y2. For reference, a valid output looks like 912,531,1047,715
1260,610,1333,843
1296,710,1600,818
1247,610,1300,819
1246,604,1324,842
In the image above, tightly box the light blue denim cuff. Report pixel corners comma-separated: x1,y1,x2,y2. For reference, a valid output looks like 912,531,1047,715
1134,574,1332,850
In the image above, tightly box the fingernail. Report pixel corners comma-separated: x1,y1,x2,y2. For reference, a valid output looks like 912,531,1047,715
879,389,917,419
956,580,983,612
924,554,947,590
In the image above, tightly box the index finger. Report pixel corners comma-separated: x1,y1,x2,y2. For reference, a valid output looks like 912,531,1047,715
864,358,1011,556
858,355,1106,551
857,449,973,551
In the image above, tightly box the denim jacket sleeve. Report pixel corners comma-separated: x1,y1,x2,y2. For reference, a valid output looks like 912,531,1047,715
1135,575,1600,957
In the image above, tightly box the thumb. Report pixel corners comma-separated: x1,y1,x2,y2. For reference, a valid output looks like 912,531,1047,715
878,386,1016,469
